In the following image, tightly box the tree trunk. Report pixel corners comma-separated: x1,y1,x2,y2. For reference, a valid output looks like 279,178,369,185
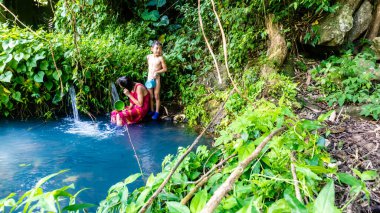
368,0,380,39
261,14,288,78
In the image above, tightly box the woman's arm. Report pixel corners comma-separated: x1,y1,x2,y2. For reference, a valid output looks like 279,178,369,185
124,87,144,107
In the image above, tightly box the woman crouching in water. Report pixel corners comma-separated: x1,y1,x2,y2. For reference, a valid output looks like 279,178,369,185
111,76,150,126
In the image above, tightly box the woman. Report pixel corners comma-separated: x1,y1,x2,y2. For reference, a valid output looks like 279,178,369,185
111,76,150,126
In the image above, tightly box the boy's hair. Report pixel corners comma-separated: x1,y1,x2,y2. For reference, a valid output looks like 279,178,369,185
116,76,134,91
151,40,162,47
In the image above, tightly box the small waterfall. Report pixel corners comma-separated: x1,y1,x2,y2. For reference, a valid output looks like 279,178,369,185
110,82,120,105
69,86,79,121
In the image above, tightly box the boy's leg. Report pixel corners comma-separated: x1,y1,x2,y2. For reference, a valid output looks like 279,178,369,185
154,78,161,113
148,88,154,112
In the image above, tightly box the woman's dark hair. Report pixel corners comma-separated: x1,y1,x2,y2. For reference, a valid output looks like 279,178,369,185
116,76,134,91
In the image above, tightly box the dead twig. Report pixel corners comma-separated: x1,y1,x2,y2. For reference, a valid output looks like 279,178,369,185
290,151,303,203
200,127,286,213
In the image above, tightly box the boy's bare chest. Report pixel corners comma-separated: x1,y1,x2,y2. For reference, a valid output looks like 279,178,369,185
149,57,161,68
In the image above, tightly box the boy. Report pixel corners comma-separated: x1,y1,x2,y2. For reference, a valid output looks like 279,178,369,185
146,40,167,120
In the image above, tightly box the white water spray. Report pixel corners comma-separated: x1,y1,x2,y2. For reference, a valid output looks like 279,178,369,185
69,86,79,121
111,82,120,106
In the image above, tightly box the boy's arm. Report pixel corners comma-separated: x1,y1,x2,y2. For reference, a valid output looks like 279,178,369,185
155,56,167,74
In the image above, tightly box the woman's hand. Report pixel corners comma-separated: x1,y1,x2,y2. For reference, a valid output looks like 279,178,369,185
123,88,130,96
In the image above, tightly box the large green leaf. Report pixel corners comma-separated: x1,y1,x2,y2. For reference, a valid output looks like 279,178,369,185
337,173,362,187
167,201,190,213
141,10,160,21
34,71,45,83
124,173,141,185
0,71,13,82
190,190,207,213
284,192,307,213
314,180,340,213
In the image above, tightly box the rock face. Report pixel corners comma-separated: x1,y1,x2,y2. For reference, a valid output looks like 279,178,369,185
347,1,373,41
370,37,380,59
316,0,372,46
318,4,355,46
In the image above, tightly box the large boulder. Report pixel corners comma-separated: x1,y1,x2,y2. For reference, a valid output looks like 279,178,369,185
370,37,380,59
347,1,373,42
317,0,361,46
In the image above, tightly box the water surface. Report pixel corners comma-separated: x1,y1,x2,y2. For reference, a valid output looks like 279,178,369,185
0,117,209,205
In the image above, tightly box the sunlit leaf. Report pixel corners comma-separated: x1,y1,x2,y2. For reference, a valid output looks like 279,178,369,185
190,190,207,213
167,201,190,213
124,173,141,185
314,180,340,213
0,71,13,82
34,71,45,83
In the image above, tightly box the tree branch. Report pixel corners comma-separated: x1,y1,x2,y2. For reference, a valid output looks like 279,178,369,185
200,127,286,213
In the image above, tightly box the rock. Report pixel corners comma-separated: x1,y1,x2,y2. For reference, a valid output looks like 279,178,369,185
347,1,373,41
329,110,337,122
173,114,186,123
317,0,362,46
370,37,380,59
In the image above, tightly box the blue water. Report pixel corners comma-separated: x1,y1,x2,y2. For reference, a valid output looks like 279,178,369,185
0,117,209,206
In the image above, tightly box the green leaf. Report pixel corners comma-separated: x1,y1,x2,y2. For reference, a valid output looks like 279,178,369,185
38,194,56,212
190,190,207,213
16,64,26,73
337,173,362,187
52,70,62,81
62,203,96,211
361,170,378,181
141,10,160,21
39,60,49,70
34,71,45,83
0,71,13,82
146,0,166,7
284,192,307,213
314,180,340,213
146,173,155,187
35,170,68,189
295,165,322,180
12,91,21,102
167,201,190,213
153,15,170,27
157,0,166,7
267,199,290,213
238,142,255,162
45,81,53,91
338,95,345,106
14,53,25,62
317,110,334,122
124,173,141,185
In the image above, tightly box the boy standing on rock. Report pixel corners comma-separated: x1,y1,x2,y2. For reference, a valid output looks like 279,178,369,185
145,40,167,120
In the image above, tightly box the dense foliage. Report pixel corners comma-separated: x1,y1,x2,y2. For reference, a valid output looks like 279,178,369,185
312,49,380,119
1,0,379,212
